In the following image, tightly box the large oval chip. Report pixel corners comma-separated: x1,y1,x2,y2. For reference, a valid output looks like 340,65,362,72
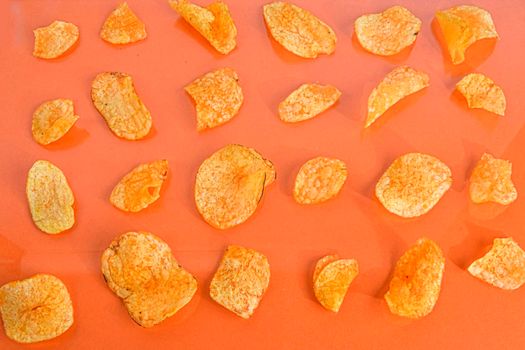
293,157,347,204
33,20,79,59
100,2,147,44
313,257,358,312
456,73,506,116
469,153,517,205
263,2,337,58
32,99,79,145
278,83,341,123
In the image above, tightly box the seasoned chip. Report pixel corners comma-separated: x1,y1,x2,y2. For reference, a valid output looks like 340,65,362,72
469,153,517,205
313,254,340,283
101,231,197,327
366,66,429,128
376,153,452,218
91,72,152,140
100,2,147,44
185,68,243,131
456,73,506,116
0,274,73,343
26,160,75,234
33,20,79,59
313,257,358,312
32,99,79,145
293,157,347,204
278,83,341,123
355,6,422,56
210,245,270,318
263,2,337,58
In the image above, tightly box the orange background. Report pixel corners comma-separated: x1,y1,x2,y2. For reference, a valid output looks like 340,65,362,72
1,0,525,349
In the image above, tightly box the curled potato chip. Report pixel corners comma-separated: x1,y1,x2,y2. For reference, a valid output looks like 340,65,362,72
385,238,444,319
456,73,506,116
293,157,347,204
100,2,147,44
32,99,79,145
313,256,358,312
366,66,429,128
195,144,275,229
26,160,75,234
355,6,421,56
101,231,197,327
376,153,452,218
91,72,152,140
469,153,517,205
263,2,336,58
278,83,341,123
33,20,79,59
313,254,340,283
0,274,73,343
185,68,243,131
210,245,270,318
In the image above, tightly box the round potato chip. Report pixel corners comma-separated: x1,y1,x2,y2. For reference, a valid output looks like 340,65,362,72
278,83,341,123
293,157,347,204
469,153,517,205
313,258,358,312
312,254,340,283
100,2,147,44
32,99,79,145
456,73,506,116
33,20,79,59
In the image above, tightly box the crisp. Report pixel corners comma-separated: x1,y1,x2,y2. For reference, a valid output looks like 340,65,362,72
100,2,147,44
33,21,79,59
32,99,79,145
313,256,358,312
293,157,347,204
279,83,341,123
456,73,506,116
469,153,517,205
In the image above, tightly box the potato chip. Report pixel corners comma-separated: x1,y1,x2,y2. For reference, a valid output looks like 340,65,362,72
366,66,429,128
313,257,358,312
33,20,79,59
293,157,347,204
101,231,197,327
263,2,337,58
354,6,421,56
110,160,169,212
468,238,525,290
185,68,243,131
385,238,444,319
375,153,452,218
278,83,341,123
436,5,498,65
209,245,270,318
469,153,517,205
0,274,73,343
313,254,340,283
169,0,237,54
91,72,152,140
456,73,506,116
26,160,75,234
32,99,79,145
100,2,147,44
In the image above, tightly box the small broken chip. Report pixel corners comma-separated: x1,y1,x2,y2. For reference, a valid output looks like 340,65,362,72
293,157,347,204
91,72,152,140
263,2,337,58
278,83,341,123
110,160,169,212
469,153,517,205
26,160,75,234
185,68,243,131
456,73,506,116
210,245,270,318
0,274,73,343
33,20,79,59
436,5,498,65
375,153,452,218
313,256,358,312
32,99,79,145
366,66,429,128
354,6,422,56
385,238,445,319
100,2,147,44
468,237,525,290
101,231,198,327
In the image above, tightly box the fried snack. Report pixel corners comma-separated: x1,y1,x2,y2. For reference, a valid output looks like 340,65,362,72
26,160,75,234
313,254,340,283
263,2,336,58
278,83,341,123
33,21,79,59
210,245,270,318
376,153,452,218
456,73,506,116
366,66,429,128
313,256,358,312
91,72,152,140
0,274,73,343
185,68,243,131
32,99,79,145
101,231,198,327
293,157,347,204
354,6,421,56
436,5,498,65
469,153,517,205
100,2,147,44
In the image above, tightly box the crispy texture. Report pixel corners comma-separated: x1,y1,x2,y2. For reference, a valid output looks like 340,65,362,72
91,72,152,140
0,274,73,343
456,73,506,116
385,238,444,319
279,83,341,123
313,254,340,283
101,231,197,327
355,6,421,56
469,153,517,205
185,68,243,131
210,245,270,318
32,99,79,145
263,2,336,58
293,157,347,204
468,238,525,290
313,258,358,312
33,20,79,59
376,153,452,218
366,66,429,128
100,2,147,44
26,160,75,234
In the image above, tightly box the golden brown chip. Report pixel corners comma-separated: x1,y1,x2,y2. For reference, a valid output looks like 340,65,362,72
366,66,429,128
313,254,340,283
375,153,452,218
385,238,444,319
293,157,347,204
91,72,152,140
456,73,506,116
209,245,270,318
263,2,337,58
0,274,73,343
33,20,79,59
100,2,147,44
32,99,79,145
313,257,358,312
278,83,341,123
469,153,517,205
101,231,197,327
354,6,422,56
185,68,243,131
26,160,75,234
